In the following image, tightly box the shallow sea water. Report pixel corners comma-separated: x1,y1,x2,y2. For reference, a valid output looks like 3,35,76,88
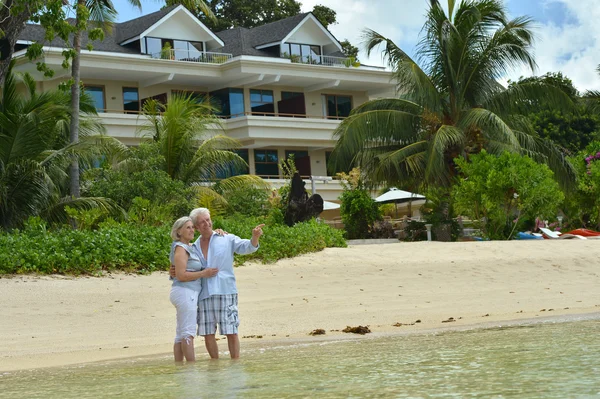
1,318,599,398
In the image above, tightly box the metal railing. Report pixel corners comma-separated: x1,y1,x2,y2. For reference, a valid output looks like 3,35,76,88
280,53,359,67
150,49,233,64
97,109,347,120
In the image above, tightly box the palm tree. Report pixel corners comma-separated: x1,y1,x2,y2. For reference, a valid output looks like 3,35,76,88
68,0,216,198
0,62,124,229
329,0,575,189
121,94,269,212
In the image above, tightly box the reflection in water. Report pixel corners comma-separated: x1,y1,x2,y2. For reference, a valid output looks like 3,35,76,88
1,319,599,398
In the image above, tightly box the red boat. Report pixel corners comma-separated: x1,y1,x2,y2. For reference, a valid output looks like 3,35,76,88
563,228,600,237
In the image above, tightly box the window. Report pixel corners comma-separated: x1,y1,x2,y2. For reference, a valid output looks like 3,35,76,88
173,40,203,60
254,150,279,177
216,149,249,178
145,37,174,58
283,43,321,63
250,89,274,116
279,92,306,117
123,87,139,113
323,95,352,119
145,37,204,60
84,86,105,113
209,88,245,118
281,91,303,100
285,150,311,176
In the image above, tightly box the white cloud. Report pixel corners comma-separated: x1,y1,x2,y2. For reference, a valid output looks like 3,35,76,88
303,0,600,91
300,0,430,67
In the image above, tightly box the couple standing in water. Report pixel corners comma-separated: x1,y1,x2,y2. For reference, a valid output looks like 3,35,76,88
169,207,264,362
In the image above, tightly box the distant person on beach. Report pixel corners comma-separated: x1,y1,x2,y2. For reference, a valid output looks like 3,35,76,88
169,216,219,362
189,207,264,359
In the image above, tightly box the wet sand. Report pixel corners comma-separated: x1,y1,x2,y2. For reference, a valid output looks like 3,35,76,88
1,240,599,371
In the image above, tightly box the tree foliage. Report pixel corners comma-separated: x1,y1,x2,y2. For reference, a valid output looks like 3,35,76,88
186,0,302,31
509,72,599,154
329,0,575,191
337,168,382,239
453,151,563,239
312,4,337,28
0,62,122,229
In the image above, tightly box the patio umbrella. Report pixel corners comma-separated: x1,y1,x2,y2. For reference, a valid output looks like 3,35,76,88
374,188,425,217
322,200,341,210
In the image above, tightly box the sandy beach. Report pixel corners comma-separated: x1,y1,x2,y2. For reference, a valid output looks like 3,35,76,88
1,240,599,372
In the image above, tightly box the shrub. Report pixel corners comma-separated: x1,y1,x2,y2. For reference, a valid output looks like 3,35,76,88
0,217,346,275
453,151,564,239
337,168,381,239
563,141,600,229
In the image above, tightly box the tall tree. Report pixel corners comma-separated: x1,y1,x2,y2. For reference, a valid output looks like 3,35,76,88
329,0,575,189
0,0,67,86
0,62,121,229
312,4,336,28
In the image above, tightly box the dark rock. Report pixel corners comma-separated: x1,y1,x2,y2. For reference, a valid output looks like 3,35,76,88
284,172,324,226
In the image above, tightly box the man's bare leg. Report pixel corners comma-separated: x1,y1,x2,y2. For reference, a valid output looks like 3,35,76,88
173,342,184,362
204,334,219,359
226,334,240,359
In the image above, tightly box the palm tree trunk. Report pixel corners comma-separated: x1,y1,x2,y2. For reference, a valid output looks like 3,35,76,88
69,1,84,198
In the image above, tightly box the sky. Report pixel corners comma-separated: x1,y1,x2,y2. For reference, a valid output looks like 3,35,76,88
112,0,600,92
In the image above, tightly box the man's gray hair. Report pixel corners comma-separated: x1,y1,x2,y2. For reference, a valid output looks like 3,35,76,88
189,208,210,225
170,216,192,241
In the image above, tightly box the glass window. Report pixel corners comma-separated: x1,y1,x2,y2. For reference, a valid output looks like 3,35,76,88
216,149,249,178
229,88,245,117
283,43,321,64
254,150,279,177
250,89,274,116
324,95,352,119
123,87,139,113
281,91,303,100
173,40,189,60
84,86,105,113
209,88,245,118
145,37,161,57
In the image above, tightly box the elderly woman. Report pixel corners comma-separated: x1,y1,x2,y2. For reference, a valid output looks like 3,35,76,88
169,216,218,362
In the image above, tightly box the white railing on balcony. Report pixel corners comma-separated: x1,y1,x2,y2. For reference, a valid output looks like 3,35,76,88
151,49,233,64
280,53,359,67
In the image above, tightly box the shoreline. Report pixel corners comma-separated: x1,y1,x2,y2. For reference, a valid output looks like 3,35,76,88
4,311,600,374
2,240,600,372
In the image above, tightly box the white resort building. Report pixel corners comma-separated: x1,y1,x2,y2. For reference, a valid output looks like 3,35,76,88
13,5,396,201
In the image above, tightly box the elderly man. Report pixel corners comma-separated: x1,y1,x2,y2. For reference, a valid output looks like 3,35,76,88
188,207,263,359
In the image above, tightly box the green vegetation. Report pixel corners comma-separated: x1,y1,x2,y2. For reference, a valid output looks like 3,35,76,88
329,0,574,190
0,216,345,275
337,169,382,239
453,151,563,239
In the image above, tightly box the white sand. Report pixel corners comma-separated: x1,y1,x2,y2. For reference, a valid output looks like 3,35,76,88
1,240,599,371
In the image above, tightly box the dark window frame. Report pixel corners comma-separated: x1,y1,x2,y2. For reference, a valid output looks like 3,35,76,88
84,85,106,113
122,87,140,114
250,89,275,116
254,149,279,177
323,94,353,119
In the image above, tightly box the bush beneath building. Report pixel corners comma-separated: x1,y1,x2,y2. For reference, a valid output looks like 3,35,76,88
0,216,346,275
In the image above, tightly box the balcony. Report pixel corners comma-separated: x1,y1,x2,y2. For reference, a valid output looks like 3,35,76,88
280,53,360,68
150,49,233,64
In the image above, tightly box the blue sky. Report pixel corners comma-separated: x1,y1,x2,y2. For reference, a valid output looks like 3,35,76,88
111,0,600,91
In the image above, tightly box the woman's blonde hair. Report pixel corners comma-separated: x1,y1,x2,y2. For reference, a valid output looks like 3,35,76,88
170,216,192,241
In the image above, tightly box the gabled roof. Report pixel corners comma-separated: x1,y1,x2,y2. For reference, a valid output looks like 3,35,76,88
17,7,345,58
116,5,177,43
245,13,310,48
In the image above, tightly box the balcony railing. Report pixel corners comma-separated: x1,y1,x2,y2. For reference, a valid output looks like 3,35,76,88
97,109,347,120
280,53,360,68
151,49,233,64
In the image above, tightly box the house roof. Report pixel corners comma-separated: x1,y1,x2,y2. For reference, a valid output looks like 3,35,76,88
115,5,178,43
17,7,344,58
